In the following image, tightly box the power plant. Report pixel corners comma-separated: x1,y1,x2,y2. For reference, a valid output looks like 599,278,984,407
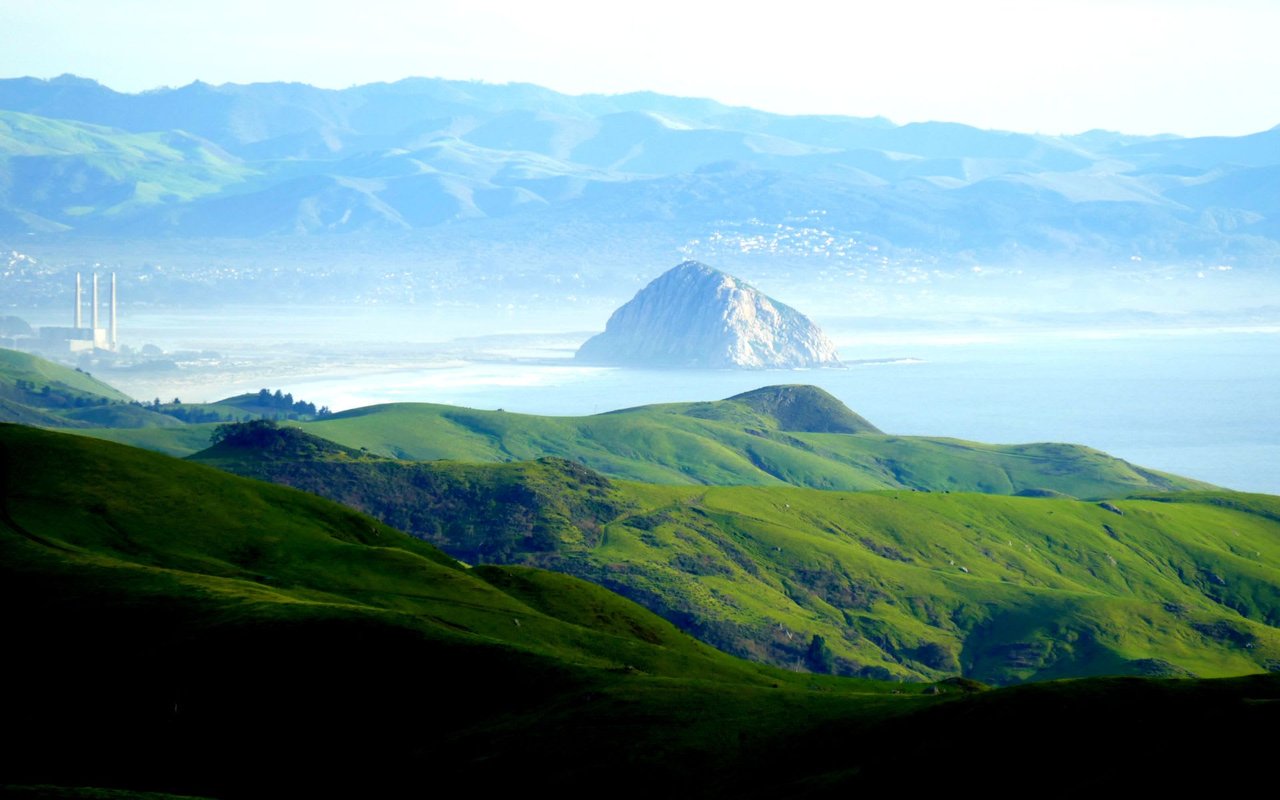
35,272,119,353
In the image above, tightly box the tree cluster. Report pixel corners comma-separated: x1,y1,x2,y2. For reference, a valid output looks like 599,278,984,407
209,418,283,447
6,379,109,409
253,388,331,417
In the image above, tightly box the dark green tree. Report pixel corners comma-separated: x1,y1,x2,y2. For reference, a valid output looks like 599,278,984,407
805,634,835,674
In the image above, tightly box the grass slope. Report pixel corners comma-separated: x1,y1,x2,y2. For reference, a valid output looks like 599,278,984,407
294,384,1210,498
0,348,200,431
60,377,1211,498
0,396,86,427
0,348,146,429
74,422,224,456
4,423,1277,795
2,423,789,682
0,350,329,441
59,404,189,428
0,347,131,404
196,426,1280,685
0,110,254,221
0,423,912,795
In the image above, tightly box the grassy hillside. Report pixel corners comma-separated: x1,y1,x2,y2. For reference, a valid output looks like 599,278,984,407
5,423,1278,795
0,347,146,429
0,396,86,427
57,376,1210,498
0,110,254,223
196,424,1280,684
59,403,189,428
0,422,909,795
295,384,1210,498
722,384,881,433
0,348,205,432
0,351,335,437
75,422,224,455
1,422,786,682
0,347,132,405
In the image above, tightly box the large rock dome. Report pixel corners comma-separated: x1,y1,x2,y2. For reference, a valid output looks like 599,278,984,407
575,261,842,369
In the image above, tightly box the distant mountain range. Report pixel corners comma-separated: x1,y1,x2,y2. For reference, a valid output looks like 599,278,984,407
1,74,1277,266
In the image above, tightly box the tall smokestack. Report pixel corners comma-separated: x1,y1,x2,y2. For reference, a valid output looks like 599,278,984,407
110,272,117,348
92,273,99,331
75,273,82,328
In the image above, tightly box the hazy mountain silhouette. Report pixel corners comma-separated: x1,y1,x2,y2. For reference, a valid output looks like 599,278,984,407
0,74,1276,262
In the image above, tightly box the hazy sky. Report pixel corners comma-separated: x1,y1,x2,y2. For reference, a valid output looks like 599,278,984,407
3,0,1276,136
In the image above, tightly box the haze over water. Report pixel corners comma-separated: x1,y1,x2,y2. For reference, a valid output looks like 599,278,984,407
84,305,1280,495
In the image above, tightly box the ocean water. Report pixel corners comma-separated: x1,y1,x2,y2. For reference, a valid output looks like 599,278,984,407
93,307,1280,495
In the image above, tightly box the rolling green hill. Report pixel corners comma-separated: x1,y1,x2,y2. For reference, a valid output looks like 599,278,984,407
0,349,336,437
0,422,910,795
2,422,778,681
6,422,1279,795
0,348,194,431
0,347,131,405
0,396,83,427
0,109,254,227
296,384,1210,498
195,422,1280,685
59,403,189,428
35,368,1209,498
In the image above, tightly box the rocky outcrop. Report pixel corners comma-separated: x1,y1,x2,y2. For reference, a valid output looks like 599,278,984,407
575,261,842,369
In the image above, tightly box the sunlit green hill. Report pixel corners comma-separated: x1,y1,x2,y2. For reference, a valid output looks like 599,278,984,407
0,347,131,406
0,348,332,435
0,109,253,230
194,421,1279,684
0,350,1205,499
295,384,1211,498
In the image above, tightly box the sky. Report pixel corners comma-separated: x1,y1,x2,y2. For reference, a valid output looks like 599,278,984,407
2,0,1277,137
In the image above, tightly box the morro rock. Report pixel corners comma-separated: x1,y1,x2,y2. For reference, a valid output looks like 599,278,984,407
576,261,842,369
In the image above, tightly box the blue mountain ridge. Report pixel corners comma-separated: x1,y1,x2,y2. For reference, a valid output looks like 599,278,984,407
0,74,1276,263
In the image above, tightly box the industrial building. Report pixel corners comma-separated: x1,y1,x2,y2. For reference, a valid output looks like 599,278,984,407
32,272,119,354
